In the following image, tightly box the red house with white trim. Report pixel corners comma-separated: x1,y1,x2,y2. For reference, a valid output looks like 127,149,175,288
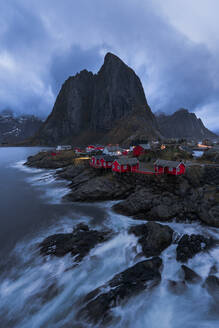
112,158,139,173
86,145,104,153
154,159,186,175
133,144,151,157
90,155,117,169
90,155,103,168
75,147,83,154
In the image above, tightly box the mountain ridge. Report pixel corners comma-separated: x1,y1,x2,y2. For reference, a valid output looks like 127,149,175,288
0,110,43,144
33,52,160,145
156,108,218,140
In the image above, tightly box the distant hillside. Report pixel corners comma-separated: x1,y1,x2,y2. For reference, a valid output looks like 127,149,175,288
32,52,161,145
156,109,218,140
0,110,43,144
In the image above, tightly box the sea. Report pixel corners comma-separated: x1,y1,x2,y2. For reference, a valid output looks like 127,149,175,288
0,147,218,328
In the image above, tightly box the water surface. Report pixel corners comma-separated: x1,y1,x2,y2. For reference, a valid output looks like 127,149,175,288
0,147,218,328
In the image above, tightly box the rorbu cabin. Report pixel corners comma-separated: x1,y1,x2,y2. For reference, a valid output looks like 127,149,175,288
103,145,123,156
90,155,117,169
101,155,117,169
86,145,96,153
112,158,139,173
86,145,104,153
154,159,186,175
133,144,151,157
74,147,83,154
56,145,72,151
90,155,103,168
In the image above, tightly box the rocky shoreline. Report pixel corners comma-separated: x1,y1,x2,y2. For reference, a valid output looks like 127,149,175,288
25,151,219,227
25,151,219,325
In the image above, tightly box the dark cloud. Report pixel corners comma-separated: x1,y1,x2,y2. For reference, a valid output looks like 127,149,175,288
49,45,103,95
0,0,218,130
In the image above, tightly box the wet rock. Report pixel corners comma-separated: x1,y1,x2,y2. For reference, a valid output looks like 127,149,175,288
209,264,218,275
181,265,201,283
56,165,84,180
25,151,75,169
167,280,188,295
65,174,134,202
129,222,173,257
204,275,219,302
39,223,111,261
78,257,162,325
176,234,214,262
199,204,219,228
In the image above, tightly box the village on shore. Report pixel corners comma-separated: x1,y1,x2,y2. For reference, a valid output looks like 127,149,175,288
51,137,219,176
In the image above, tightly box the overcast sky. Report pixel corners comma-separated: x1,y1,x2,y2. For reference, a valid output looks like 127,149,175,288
0,0,219,132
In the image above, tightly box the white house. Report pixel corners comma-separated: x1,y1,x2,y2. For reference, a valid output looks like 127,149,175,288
103,145,123,156
56,145,72,151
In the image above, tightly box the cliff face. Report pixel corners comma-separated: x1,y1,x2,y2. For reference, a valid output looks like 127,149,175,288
156,109,217,140
34,53,160,145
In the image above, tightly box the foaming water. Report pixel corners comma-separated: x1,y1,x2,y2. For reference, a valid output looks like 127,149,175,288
0,147,219,327
1,214,218,328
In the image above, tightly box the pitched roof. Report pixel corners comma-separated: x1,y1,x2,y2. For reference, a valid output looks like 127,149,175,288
154,159,185,168
92,155,117,161
115,158,139,165
139,143,151,149
92,155,104,160
105,145,122,152
102,155,117,161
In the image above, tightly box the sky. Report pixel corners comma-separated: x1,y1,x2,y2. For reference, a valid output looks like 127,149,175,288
0,0,219,132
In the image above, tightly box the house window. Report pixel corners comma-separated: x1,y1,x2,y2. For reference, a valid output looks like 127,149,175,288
169,167,173,172
123,165,127,169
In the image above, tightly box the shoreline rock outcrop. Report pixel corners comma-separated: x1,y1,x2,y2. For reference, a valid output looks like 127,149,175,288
78,257,162,325
176,234,214,262
129,222,173,257
25,152,219,228
39,223,111,262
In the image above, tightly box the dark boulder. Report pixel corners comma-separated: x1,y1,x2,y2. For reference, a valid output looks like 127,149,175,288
129,222,173,257
176,234,214,262
181,265,201,283
78,257,162,325
39,223,111,262
204,275,219,302
167,280,188,295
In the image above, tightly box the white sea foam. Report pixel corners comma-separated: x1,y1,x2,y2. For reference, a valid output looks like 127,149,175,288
4,159,219,327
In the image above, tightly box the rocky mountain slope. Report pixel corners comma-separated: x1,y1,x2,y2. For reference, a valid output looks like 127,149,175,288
156,109,217,139
33,53,161,145
0,110,43,144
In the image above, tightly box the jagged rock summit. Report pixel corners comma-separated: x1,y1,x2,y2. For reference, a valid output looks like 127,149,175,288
34,52,160,145
156,108,217,139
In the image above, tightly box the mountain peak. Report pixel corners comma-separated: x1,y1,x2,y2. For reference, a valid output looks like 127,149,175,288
157,109,217,139
104,52,122,63
33,53,159,145
175,108,189,114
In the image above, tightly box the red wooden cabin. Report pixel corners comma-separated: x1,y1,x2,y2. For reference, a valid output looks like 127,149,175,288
101,155,117,169
112,158,139,173
75,147,83,154
90,155,103,168
90,155,117,169
154,160,186,175
133,144,151,157
87,145,104,153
